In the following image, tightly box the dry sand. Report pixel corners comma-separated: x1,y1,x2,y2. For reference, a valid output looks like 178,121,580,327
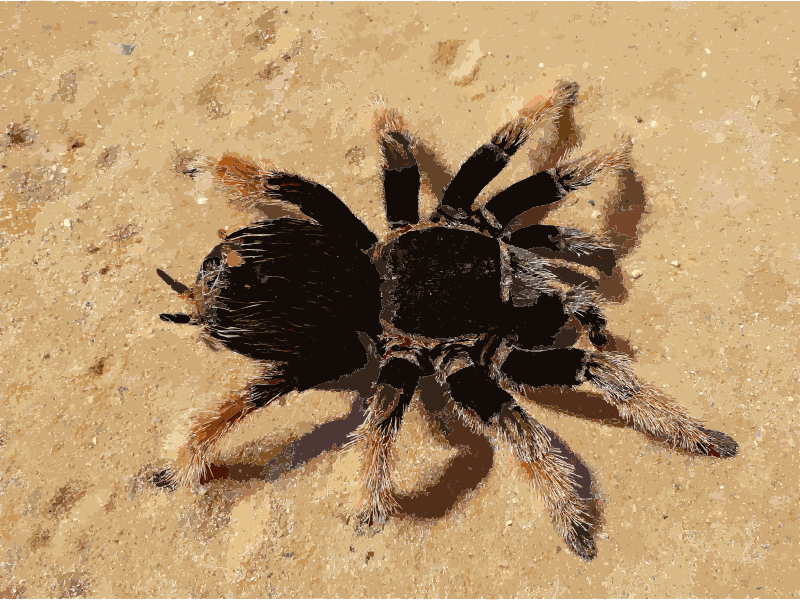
1,2,798,597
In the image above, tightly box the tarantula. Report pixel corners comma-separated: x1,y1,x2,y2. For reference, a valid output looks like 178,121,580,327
155,81,737,560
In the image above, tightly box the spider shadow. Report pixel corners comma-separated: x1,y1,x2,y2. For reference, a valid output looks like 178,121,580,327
509,106,650,303
413,138,454,204
392,377,603,541
511,167,649,305
393,376,495,521
200,335,382,486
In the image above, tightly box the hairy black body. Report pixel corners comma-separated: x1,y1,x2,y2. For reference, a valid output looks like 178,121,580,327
155,82,737,560
384,228,502,339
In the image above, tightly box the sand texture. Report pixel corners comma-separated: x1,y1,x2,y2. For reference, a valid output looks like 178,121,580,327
1,2,798,597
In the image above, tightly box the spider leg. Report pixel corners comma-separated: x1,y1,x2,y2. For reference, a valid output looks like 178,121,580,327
484,142,633,233
506,225,617,276
213,156,377,251
561,287,609,348
499,348,738,457
154,368,293,490
444,364,596,560
350,354,425,532
507,248,609,348
374,106,421,228
440,81,579,220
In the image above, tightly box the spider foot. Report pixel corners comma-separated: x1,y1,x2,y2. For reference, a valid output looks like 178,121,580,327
561,521,597,562
352,504,391,536
553,228,617,276
152,468,177,492
588,328,609,349
696,428,738,458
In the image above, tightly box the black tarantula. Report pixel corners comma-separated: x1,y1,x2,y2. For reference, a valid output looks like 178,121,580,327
155,81,737,560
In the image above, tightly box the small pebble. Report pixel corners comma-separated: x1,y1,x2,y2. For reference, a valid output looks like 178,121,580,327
670,260,680,267
188,50,195,57
701,71,707,78
631,269,643,279
499,559,509,568
705,48,711,54
505,520,513,527
591,210,601,219
63,218,71,227
197,197,208,205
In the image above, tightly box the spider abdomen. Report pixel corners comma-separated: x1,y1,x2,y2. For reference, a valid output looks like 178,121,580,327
201,219,381,361
384,227,503,339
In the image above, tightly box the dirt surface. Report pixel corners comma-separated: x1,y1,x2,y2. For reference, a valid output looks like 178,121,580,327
1,2,798,598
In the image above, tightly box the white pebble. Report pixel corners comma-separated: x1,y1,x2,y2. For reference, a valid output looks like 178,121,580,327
63,218,71,227
670,260,680,267
591,210,601,219
701,71,707,77
650,120,658,128
631,269,643,279
505,520,513,527
705,48,711,54
539,63,544,67
197,197,207,205
61,167,69,173
188,50,195,57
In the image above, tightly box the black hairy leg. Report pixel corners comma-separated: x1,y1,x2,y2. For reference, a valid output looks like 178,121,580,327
562,287,609,348
374,105,421,228
500,348,738,457
508,246,608,348
349,355,426,532
213,155,377,251
483,143,633,233
440,81,579,220
154,367,293,489
445,364,596,561
506,225,617,276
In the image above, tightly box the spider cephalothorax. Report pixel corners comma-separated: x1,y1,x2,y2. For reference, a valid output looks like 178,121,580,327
155,81,737,560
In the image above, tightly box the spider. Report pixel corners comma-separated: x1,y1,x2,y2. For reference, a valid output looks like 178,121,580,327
155,81,737,560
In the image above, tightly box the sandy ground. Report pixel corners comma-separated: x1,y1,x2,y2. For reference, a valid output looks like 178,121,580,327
1,1,799,597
